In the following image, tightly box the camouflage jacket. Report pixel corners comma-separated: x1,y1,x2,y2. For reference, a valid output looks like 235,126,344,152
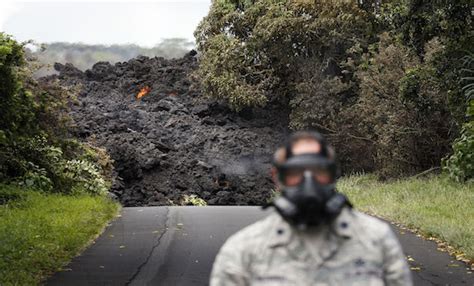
210,207,412,286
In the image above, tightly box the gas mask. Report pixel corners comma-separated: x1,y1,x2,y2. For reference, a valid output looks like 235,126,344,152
271,152,351,229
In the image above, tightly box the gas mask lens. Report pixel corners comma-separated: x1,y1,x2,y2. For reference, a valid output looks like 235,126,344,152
281,167,332,186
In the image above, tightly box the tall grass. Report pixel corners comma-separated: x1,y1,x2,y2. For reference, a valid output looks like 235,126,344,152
0,184,120,285
338,175,474,260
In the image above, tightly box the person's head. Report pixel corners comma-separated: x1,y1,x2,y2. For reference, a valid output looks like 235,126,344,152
272,131,336,190
269,131,349,228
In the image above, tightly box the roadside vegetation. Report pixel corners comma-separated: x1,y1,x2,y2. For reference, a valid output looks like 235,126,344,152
0,32,114,194
0,184,119,285
181,194,208,206
339,175,474,262
0,32,120,284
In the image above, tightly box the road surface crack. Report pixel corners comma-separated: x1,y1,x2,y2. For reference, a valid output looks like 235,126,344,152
125,207,171,286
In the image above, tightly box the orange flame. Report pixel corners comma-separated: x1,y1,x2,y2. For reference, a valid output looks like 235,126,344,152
136,86,151,100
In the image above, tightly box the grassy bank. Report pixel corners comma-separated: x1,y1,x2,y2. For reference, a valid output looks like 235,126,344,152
338,175,474,262
0,184,120,285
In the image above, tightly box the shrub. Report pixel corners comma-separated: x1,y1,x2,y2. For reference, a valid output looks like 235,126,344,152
444,121,474,182
63,159,110,196
352,34,419,176
352,33,453,177
180,194,207,206
444,54,474,182
10,137,113,195
289,62,350,131
77,141,114,185
21,166,53,192
0,33,114,195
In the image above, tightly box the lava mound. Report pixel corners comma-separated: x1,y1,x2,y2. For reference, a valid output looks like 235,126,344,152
48,52,288,206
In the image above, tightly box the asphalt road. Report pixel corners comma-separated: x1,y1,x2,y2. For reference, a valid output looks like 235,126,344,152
47,206,473,286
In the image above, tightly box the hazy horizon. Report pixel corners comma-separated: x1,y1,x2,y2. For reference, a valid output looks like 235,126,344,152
0,1,211,47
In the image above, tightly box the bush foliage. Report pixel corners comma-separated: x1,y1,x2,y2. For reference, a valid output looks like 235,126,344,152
195,0,378,110
0,32,113,194
195,0,473,178
443,54,474,182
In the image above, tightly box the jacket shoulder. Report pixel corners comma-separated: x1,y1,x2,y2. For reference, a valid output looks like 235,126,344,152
222,212,280,249
351,209,392,238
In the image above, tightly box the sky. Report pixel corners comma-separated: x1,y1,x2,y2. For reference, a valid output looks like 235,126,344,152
0,0,212,47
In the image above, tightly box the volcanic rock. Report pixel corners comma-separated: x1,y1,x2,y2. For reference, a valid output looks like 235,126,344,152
44,51,288,206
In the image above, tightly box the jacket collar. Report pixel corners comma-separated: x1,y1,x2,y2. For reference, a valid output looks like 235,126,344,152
267,206,355,249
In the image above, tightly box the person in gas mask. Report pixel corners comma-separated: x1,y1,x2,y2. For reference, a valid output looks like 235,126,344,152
210,131,412,286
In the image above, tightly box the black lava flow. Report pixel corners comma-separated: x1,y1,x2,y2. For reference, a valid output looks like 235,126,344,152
44,51,288,206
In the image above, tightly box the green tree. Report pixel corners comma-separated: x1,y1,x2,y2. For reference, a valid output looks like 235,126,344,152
351,34,453,177
381,0,472,57
0,33,36,139
0,33,113,194
444,54,474,182
194,0,379,111
378,0,472,128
